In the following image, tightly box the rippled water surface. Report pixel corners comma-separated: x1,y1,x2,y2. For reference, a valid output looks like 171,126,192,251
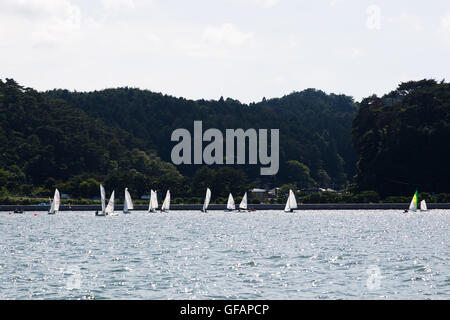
0,210,448,299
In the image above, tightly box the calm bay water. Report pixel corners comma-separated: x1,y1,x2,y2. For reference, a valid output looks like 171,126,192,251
0,210,448,299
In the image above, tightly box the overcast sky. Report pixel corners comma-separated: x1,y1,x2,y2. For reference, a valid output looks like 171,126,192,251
1,0,449,103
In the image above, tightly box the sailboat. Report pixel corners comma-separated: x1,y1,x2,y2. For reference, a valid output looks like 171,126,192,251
48,188,60,215
408,190,419,212
284,189,298,213
161,190,170,213
238,192,248,212
106,190,117,216
123,188,133,214
96,184,107,216
225,193,235,212
420,199,428,212
148,190,158,213
201,188,211,213
13,207,24,214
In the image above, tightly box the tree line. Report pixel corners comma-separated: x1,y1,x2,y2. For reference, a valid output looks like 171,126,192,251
2,77,448,202
352,79,450,197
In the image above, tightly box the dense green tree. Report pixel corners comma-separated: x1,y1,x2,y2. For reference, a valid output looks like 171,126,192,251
44,86,358,189
78,178,100,198
352,79,450,196
284,160,316,188
0,78,184,198
1,78,361,198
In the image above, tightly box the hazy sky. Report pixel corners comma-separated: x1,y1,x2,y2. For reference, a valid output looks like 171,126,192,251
1,0,449,103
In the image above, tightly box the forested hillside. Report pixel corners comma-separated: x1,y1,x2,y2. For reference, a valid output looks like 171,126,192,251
0,79,184,198
2,77,449,201
1,78,358,200
44,87,358,190
352,79,450,196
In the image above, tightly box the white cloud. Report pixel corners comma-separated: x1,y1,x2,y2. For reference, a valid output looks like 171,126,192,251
174,23,255,59
101,0,136,11
1,1,449,105
228,0,280,8
366,5,382,30
438,12,450,46
388,13,424,32
438,12,450,34
335,47,363,60
0,0,81,47
287,34,300,48
253,0,280,7
329,0,345,8
203,23,254,47
0,0,80,23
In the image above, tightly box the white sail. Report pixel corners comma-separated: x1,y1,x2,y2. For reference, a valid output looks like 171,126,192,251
284,196,290,212
106,191,115,215
202,188,211,212
408,191,418,212
289,189,297,209
53,188,60,212
226,193,235,210
161,190,170,211
409,198,417,211
49,198,55,214
123,188,133,213
100,184,106,214
239,192,248,210
284,189,297,212
148,190,158,212
420,200,428,211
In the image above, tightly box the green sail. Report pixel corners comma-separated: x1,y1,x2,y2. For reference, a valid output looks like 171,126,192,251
409,190,419,211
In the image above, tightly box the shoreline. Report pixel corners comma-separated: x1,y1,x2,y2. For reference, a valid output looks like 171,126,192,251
2,203,450,211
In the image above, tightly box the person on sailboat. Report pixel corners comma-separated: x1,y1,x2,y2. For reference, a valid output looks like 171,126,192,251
14,206,24,214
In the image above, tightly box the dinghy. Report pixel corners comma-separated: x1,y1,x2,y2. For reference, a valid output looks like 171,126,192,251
123,188,133,214
13,208,24,214
420,199,428,212
96,184,107,216
161,190,170,213
201,188,211,213
48,188,60,215
238,192,248,212
106,191,117,216
284,189,298,213
148,190,158,213
225,193,235,212
407,190,419,212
